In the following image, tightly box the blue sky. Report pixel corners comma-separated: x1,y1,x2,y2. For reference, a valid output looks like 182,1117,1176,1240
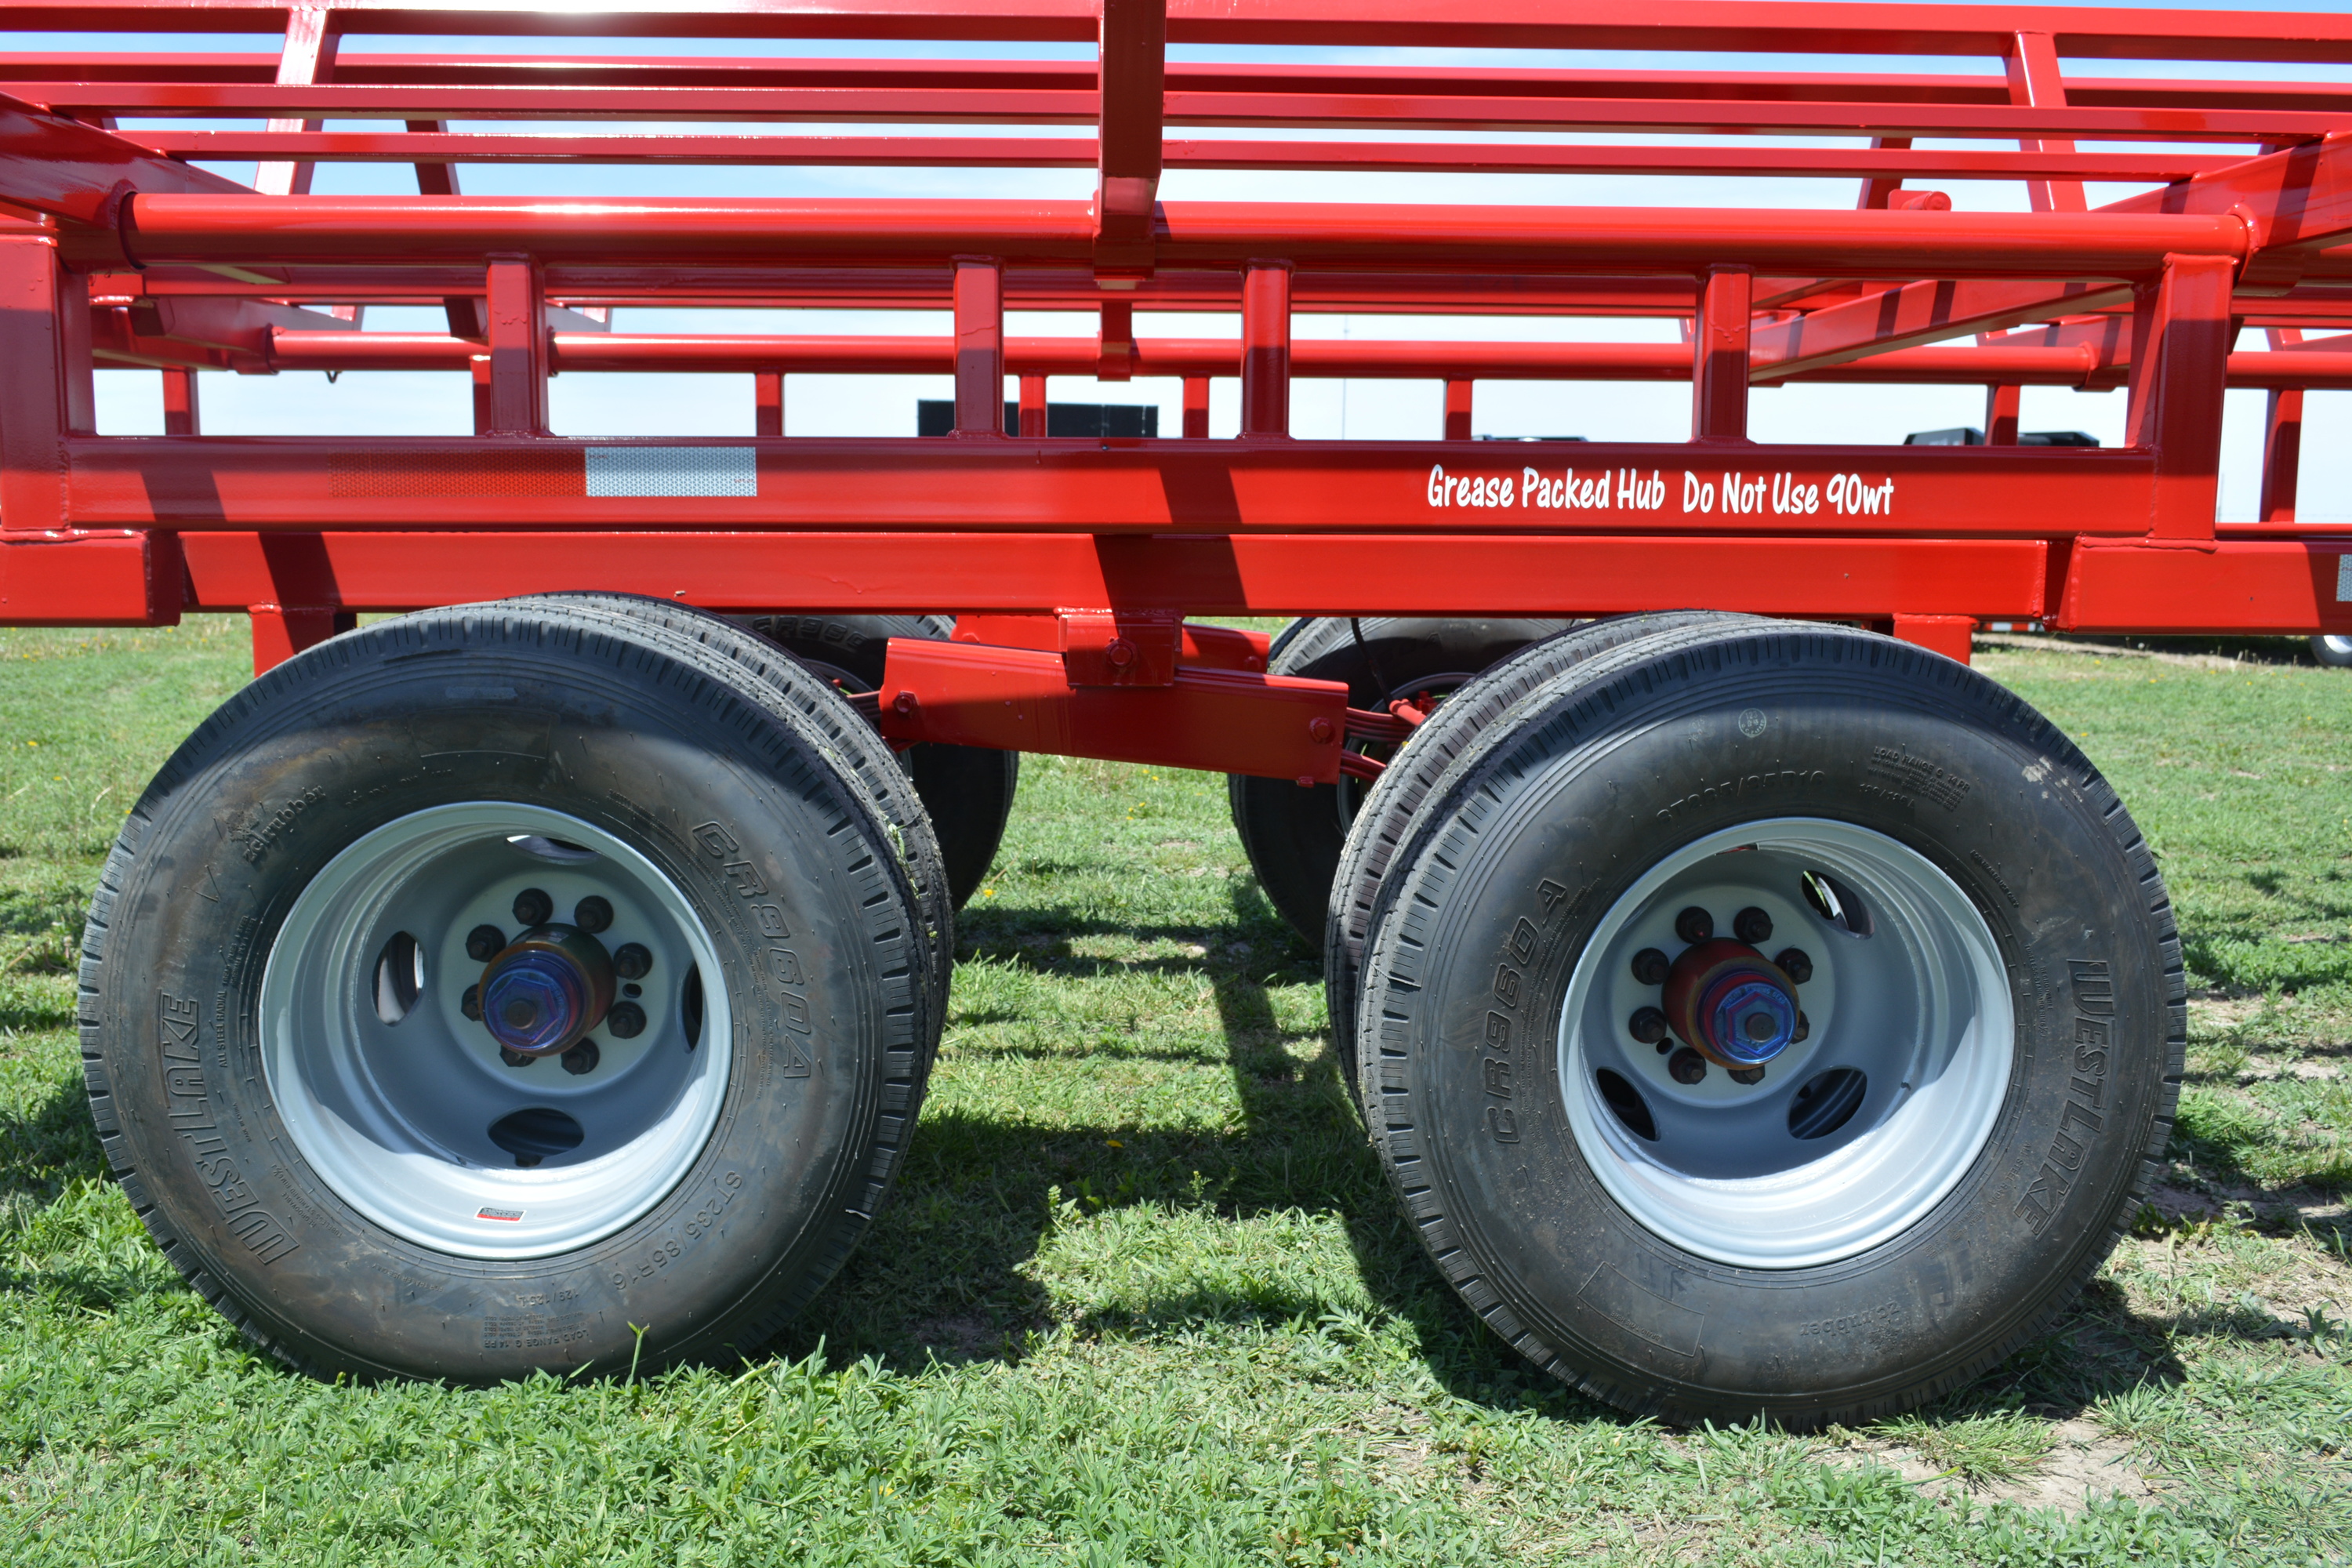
13,0,2343,517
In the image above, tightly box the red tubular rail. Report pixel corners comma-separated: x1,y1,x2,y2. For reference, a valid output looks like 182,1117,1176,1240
113,195,2256,278
245,331,2352,390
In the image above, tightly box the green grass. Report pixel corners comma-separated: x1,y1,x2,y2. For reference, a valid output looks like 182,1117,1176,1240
2,621,2349,1564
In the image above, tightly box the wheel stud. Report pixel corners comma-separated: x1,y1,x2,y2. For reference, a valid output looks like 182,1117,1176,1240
1628,1006,1668,1044
499,1046,536,1069
605,1001,647,1039
1733,906,1773,944
561,1038,601,1075
1774,947,1813,984
613,942,653,980
512,887,554,926
1668,1047,1708,1084
1728,1065,1766,1086
1674,906,1714,944
573,895,613,934
1630,947,1671,985
465,924,506,962
461,983,481,1021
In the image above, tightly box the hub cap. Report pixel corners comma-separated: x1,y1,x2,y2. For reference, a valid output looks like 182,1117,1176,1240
260,804,732,1259
1557,818,2012,1269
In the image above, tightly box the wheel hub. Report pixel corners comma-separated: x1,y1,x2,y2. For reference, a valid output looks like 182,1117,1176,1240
1664,938,1798,1067
478,924,615,1056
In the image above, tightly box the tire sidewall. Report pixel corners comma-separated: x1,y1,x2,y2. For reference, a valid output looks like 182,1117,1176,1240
1374,635,2175,1418
99,629,908,1380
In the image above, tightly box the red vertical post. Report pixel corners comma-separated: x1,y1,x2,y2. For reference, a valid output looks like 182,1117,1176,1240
1443,379,1473,441
754,370,784,438
1984,383,2020,445
1018,375,1047,436
254,5,337,197
469,356,494,435
1181,376,1209,438
2259,327,2303,523
953,256,1004,437
1691,264,1751,442
1240,261,1291,437
483,255,547,436
1097,298,1134,382
162,368,201,435
2007,31,2086,214
1094,0,1166,287
1855,136,1914,209
408,120,483,339
2126,253,2233,541
0,232,93,535
2260,388,2304,522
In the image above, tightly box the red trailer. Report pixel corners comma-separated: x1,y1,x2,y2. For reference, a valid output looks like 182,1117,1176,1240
4,0,2347,1424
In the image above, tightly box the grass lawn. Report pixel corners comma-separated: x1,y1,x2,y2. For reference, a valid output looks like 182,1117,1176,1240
1,619,2347,1565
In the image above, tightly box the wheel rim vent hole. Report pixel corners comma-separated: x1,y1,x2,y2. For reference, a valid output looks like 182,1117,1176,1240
1789,1068,1868,1140
1802,870,1873,938
372,932,424,1025
1595,1069,1658,1142
506,834,599,864
681,965,704,1051
487,1106,584,1167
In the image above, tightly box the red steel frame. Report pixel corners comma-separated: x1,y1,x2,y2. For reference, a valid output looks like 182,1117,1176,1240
2,2,2350,782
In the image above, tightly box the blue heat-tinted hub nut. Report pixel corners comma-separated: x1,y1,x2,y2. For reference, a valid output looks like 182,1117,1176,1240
1699,974,1798,1065
476,924,615,1057
1662,937,1802,1069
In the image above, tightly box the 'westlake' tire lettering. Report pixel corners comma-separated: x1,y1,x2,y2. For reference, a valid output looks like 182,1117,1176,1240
2016,961,2115,1234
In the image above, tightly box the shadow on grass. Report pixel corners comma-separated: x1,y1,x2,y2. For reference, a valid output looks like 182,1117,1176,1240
769,880,2228,1427
0,1076,107,1208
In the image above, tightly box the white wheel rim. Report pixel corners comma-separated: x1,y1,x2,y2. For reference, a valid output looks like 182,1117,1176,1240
1557,818,2012,1269
259,804,732,1259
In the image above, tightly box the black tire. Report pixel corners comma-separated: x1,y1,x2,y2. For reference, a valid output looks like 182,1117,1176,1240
527,594,953,1014
1357,621,2183,1425
2312,634,2352,669
1325,611,1759,1102
742,614,1019,907
1229,618,1573,946
80,604,931,1381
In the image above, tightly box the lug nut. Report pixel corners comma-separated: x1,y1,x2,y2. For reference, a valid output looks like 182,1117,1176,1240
466,924,507,963
461,983,481,1021
1733,906,1773,945
1774,947,1813,984
574,895,613,934
605,1001,647,1039
1729,1065,1766,1086
561,1038,601,1075
612,942,653,980
499,1046,536,1068
1668,1047,1708,1084
1628,1006,1668,1044
1630,947,1671,985
1674,906,1714,944
1792,1011,1810,1043
512,887,554,926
